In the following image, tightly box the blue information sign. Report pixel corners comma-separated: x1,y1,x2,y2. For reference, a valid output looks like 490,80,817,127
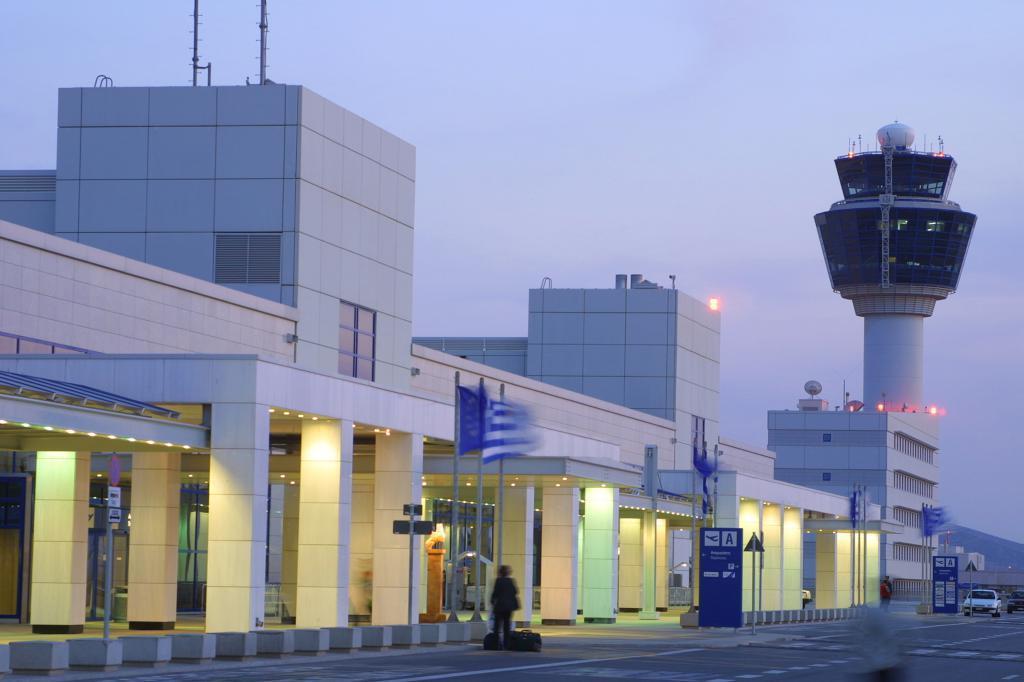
698,527,743,628
932,556,959,614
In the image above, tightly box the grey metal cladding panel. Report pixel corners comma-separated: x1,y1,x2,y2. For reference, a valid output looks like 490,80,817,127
624,345,669,377
145,232,214,280
57,88,82,127
625,288,674,313
56,128,81,180
0,200,55,232
81,87,150,126
148,127,216,179
535,289,585,312
216,126,286,178
485,354,527,375
78,180,146,231
526,346,542,376
279,232,296,285
584,289,626,312
582,344,625,375
148,87,217,126
624,313,672,345
213,179,284,230
54,180,79,231
768,430,886,446
79,232,145,260
80,128,148,179
583,313,625,344
217,86,288,125
624,376,670,410
539,313,584,344
147,180,214,231
528,289,543,312
541,375,583,393
527,312,543,345
582,376,625,405
540,345,583,375
282,179,297,230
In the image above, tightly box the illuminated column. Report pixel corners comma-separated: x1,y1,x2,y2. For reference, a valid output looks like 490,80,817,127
206,403,270,633
866,532,880,605
349,479,374,621
127,452,181,629
582,487,618,623
503,485,535,626
297,419,353,628
656,517,668,611
639,510,658,619
815,531,851,609
738,498,761,613
30,451,90,634
781,507,803,609
540,486,579,625
617,517,642,611
762,503,782,611
372,432,422,625
280,480,299,622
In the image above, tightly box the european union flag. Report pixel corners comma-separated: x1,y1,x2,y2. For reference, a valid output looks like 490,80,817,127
922,505,948,538
457,384,487,455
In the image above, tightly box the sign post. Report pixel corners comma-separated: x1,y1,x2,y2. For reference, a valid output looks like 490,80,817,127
698,528,743,629
103,483,121,640
932,556,958,614
744,533,765,633
394,503,432,624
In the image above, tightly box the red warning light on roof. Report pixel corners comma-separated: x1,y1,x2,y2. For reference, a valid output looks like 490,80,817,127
876,402,885,412
708,297,720,312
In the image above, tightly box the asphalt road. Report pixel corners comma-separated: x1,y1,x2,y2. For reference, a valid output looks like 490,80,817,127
20,609,1024,682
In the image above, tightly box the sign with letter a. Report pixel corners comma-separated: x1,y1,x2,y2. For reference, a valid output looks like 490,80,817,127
698,527,744,628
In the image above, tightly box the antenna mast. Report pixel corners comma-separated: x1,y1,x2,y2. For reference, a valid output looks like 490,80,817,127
879,138,894,289
191,0,212,86
259,0,269,84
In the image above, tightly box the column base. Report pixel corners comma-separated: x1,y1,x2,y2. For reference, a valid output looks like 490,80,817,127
583,617,615,624
657,607,668,612
32,624,84,634
541,618,576,626
129,621,176,630
618,607,641,613
638,611,660,620
281,616,297,625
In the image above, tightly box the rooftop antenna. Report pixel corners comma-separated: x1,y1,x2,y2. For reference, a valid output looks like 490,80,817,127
93,75,113,87
191,0,212,86
857,134,862,154
259,0,269,85
938,135,944,155
669,274,676,289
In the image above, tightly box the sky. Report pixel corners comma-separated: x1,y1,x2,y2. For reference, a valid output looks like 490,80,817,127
3,1,1023,540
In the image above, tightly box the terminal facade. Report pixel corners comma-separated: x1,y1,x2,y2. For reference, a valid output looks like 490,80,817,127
0,83,886,634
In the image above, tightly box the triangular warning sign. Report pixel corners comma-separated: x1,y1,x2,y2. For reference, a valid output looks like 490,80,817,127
744,534,764,553
965,560,978,572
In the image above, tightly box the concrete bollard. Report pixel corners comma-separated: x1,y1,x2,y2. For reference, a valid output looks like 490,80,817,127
292,629,329,656
68,638,123,671
121,636,172,667
445,622,471,642
10,641,69,675
419,623,447,646
254,630,295,658
391,625,421,648
467,621,489,642
325,626,362,651
0,644,8,676
214,632,257,660
360,626,392,650
170,633,216,663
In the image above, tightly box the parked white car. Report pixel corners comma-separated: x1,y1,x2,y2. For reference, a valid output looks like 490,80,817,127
962,589,1001,617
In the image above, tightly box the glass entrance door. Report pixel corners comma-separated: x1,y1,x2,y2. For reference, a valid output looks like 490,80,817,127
85,526,129,621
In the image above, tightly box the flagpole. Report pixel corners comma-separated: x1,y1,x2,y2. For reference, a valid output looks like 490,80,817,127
448,371,461,622
471,377,485,622
850,487,855,607
496,384,506,570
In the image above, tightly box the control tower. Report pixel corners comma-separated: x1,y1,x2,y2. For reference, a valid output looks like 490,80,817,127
815,123,976,410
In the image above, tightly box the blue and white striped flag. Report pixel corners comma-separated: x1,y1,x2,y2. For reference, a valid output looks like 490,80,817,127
482,399,538,463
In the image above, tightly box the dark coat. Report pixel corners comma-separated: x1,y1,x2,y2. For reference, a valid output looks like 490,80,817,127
490,576,520,613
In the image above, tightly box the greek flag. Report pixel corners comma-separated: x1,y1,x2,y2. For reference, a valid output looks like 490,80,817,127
482,399,538,464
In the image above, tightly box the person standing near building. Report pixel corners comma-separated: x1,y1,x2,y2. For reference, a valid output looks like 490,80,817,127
880,576,894,608
490,565,520,650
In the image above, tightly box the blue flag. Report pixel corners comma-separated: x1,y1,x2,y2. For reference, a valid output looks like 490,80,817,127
456,384,487,455
922,505,948,538
482,399,538,463
692,444,718,514
849,491,860,528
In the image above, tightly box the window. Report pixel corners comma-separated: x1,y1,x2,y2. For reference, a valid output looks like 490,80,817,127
894,433,935,464
822,433,832,443
822,472,832,481
338,301,375,381
893,470,935,499
0,331,91,355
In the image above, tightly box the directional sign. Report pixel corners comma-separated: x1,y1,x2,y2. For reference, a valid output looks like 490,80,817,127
107,486,122,523
393,520,435,535
403,503,423,517
744,534,764,553
699,527,743,628
932,556,958,614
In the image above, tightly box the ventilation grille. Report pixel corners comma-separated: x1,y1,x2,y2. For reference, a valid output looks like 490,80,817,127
0,174,57,192
215,234,281,284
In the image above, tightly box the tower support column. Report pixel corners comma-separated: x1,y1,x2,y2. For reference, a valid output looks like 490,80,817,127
863,313,925,409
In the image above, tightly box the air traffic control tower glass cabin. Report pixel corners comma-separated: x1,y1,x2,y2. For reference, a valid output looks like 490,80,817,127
815,123,976,411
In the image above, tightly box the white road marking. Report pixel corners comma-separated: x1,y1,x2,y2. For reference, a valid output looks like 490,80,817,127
808,663,830,667
763,672,786,676
994,654,1024,660
1002,675,1019,680
949,651,980,657
788,666,809,670
908,648,939,654
386,647,704,681
736,676,762,679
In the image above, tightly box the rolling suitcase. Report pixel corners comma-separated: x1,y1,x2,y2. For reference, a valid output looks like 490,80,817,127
483,631,502,650
508,629,542,652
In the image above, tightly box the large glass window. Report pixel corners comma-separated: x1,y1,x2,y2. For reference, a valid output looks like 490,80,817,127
339,301,376,381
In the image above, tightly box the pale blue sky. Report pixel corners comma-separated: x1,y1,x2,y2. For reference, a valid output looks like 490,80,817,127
3,1,1022,540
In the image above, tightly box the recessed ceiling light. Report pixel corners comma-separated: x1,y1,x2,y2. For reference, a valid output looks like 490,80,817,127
65,429,75,434
43,426,53,431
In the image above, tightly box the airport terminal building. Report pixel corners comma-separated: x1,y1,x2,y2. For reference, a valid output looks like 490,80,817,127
0,83,887,634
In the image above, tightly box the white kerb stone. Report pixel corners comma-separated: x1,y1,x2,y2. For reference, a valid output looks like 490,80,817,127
68,638,123,670
390,624,421,647
214,632,257,659
326,626,362,651
121,636,172,667
170,633,216,662
418,623,447,645
444,622,471,642
254,629,295,657
10,641,70,674
292,628,329,655
360,626,392,649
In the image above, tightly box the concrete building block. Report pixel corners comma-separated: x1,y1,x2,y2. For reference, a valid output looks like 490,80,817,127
444,622,471,642
214,632,257,660
0,644,8,676
325,626,362,651
121,635,172,667
170,633,216,662
254,630,295,657
68,638,123,671
359,626,392,650
390,624,421,647
9,641,69,675
468,621,490,641
418,623,447,646
292,628,329,655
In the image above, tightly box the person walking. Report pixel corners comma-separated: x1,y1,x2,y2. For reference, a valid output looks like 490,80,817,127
880,576,893,609
490,565,520,650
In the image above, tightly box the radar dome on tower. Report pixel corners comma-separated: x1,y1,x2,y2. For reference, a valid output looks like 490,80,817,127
877,122,915,150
